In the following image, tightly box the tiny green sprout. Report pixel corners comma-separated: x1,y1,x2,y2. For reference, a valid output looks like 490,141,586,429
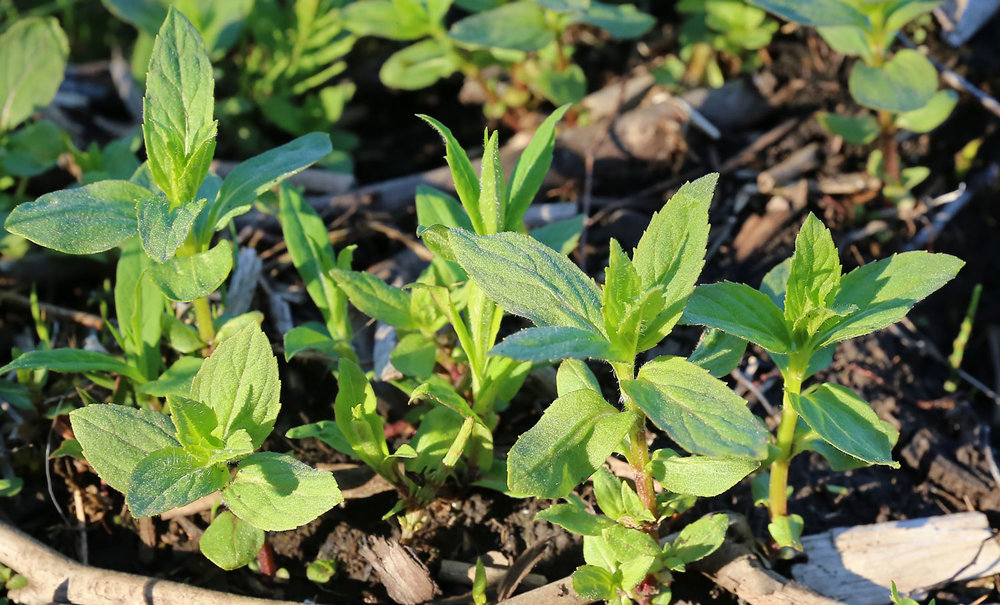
442,174,766,601
684,212,963,549
749,0,957,204
890,580,936,605
69,324,343,569
4,8,331,346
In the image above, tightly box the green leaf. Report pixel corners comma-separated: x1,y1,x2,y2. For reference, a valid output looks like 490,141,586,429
632,174,716,349
477,130,505,234
0,348,143,381
0,17,68,132
571,1,656,38
142,8,217,206
210,133,332,231
591,467,626,520
817,26,874,61
50,438,84,460
416,186,474,231
760,257,791,307
448,2,554,52
341,0,432,41
380,39,458,90
191,324,280,448
278,185,348,340
148,240,233,302
535,64,586,106
747,0,868,26
330,268,414,329
286,421,355,458
537,498,615,536
507,389,637,498
450,229,604,333
116,240,164,379
816,112,879,145
556,359,601,397
137,356,203,397
222,452,343,531
138,196,206,262
199,510,265,570
335,358,390,469
684,282,793,353
100,0,167,36
816,251,963,346
5,181,147,254
283,323,341,361
492,327,613,362
885,0,944,33
571,565,617,601
784,213,841,329
307,559,338,584
419,115,481,231
1,120,65,176
651,451,759,497
530,214,585,255
391,333,437,378
895,89,957,133
848,49,938,112
670,513,728,563
506,105,570,228
168,395,220,451
625,357,768,459
789,383,898,467
127,446,229,517
689,328,747,378
602,524,660,560
69,404,179,492
768,513,804,549
0,478,24,497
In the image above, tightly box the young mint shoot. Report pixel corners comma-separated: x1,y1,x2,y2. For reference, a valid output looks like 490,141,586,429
438,174,769,601
69,324,342,569
684,212,963,549
4,7,331,346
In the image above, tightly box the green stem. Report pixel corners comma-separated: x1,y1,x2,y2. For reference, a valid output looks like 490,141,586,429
612,361,659,534
768,371,803,519
193,296,216,346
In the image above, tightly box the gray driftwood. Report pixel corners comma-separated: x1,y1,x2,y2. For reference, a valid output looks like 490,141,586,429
793,511,1000,604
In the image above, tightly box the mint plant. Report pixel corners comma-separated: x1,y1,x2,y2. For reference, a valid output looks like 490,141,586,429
342,0,654,118
655,0,778,89
0,17,69,205
683,212,963,548
69,324,343,569
4,8,331,347
749,0,956,204
287,108,583,534
439,174,769,601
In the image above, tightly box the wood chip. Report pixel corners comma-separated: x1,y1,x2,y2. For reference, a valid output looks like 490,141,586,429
793,512,1000,604
360,536,440,604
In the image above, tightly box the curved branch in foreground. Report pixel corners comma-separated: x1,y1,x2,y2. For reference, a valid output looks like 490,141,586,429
0,520,302,605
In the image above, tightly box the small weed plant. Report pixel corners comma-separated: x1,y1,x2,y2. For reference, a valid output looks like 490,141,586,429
749,0,957,204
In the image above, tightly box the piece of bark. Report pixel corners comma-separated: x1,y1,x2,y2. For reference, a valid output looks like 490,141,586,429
0,519,300,605
497,538,552,601
793,512,1000,604
732,184,808,261
496,576,589,605
360,535,440,604
226,247,263,316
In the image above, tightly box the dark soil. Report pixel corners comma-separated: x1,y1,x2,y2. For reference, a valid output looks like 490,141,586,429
3,6,1000,605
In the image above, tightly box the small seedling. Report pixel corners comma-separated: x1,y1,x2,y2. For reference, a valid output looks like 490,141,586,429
750,0,957,204
69,324,342,569
656,0,778,89
441,174,767,601
683,212,963,548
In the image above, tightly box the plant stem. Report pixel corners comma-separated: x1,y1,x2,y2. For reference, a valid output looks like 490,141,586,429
613,361,659,534
192,296,216,346
768,372,803,519
877,109,900,182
